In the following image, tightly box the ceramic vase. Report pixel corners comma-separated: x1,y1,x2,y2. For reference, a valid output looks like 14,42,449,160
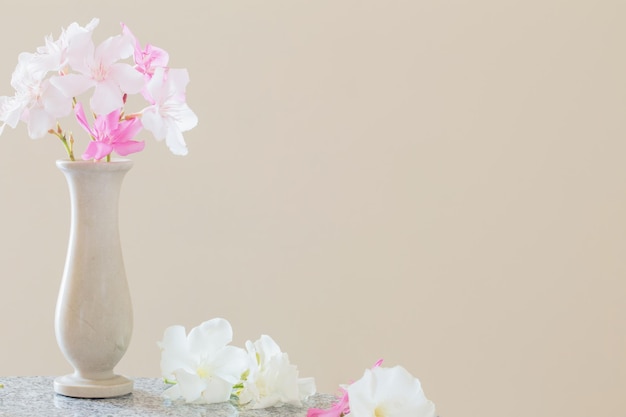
53,159,134,398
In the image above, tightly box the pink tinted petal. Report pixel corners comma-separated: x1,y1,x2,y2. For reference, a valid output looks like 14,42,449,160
141,107,166,139
74,102,95,137
96,34,133,66
112,140,145,156
94,109,121,136
109,63,145,95
66,33,96,74
146,67,167,103
144,44,169,68
0,95,25,128
50,73,95,98
114,117,143,142
90,80,123,115
120,23,142,62
167,68,190,94
42,83,73,118
82,141,113,161
26,107,55,138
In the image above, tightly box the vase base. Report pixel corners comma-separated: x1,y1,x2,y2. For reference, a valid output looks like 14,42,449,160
54,374,133,398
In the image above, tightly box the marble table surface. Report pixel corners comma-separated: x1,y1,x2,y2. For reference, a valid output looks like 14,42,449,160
0,377,336,417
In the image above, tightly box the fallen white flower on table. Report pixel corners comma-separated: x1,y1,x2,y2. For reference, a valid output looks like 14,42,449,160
235,334,316,409
347,365,436,417
158,317,248,404
307,361,436,417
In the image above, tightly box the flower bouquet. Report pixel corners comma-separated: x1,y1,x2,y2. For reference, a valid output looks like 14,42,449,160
0,18,197,160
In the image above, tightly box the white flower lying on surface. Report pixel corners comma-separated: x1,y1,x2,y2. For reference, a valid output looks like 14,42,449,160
158,318,248,403
307,361,436,417
235,334,316,409
348,366,436,417
158,318,315,408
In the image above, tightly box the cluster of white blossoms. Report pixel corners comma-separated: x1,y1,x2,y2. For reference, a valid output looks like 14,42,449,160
158,318,316,409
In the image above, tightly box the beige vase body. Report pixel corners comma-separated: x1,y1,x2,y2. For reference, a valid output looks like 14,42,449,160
54,159,133,398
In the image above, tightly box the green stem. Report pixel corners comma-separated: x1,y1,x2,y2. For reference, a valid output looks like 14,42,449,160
58,134,75,161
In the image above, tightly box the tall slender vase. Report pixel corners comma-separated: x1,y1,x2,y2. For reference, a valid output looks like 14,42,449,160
54,159,134,398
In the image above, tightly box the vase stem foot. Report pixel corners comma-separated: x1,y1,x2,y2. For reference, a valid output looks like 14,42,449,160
54,374,133,398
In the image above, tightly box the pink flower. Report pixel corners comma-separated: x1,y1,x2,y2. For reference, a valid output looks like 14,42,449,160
74,102,144,160
121,23,169,80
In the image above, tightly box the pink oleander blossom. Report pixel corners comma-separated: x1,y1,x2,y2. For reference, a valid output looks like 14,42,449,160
74,102,144,160
121,23,169,80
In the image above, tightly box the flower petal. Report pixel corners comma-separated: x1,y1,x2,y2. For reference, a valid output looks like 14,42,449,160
49,74,95,98
187,318,234,358
173,369,206,403
200,377,236,403
112,140,145,156
159,325,192,378
113,117,143,143
109,63,145,95
25,107,55,139
73,102,95,138
165,122,189,156
82,141,113,161
90,80,123,115
95,34,133,67
210,345,249,384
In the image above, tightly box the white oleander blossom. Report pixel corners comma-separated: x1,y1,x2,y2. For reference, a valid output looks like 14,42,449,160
141,66,197,156
307,362,436,417
158,318,248,404
236,335,316,409
50,31,144,116
347,366,436,417
0,19,99,138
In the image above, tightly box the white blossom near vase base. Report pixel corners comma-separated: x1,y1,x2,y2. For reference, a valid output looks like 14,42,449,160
54,159,134,399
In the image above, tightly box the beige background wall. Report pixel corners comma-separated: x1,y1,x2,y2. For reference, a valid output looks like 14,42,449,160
0,1,625,416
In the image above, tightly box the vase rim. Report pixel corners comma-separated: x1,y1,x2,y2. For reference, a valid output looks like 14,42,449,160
56,158,133,172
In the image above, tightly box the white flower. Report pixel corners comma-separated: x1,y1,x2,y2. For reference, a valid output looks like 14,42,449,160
346,366,437,417
50,31,144,115
0,54,72,138
237,335,316,409
33,18,100,74
141,67,197,156
0,18,99,138
158,318,248,404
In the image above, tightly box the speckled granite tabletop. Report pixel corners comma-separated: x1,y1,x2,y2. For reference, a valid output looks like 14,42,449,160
0,377,336,417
